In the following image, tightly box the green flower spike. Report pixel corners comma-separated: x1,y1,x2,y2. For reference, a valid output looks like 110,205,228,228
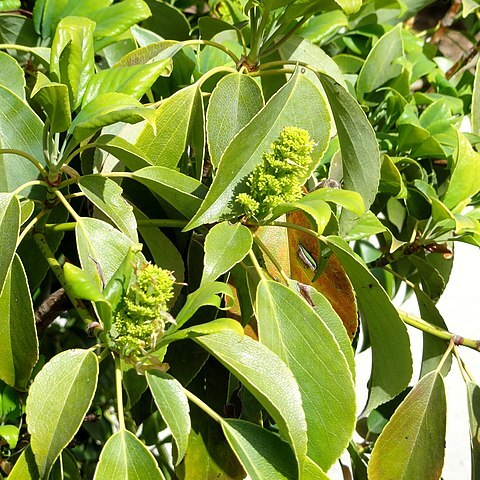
236,126,315,218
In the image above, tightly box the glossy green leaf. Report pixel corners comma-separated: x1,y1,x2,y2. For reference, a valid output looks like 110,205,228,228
69,92,156,142
135,84,202,169
8,445,39,479
318,74,381,234
0,51,24,99
132,166,207,219
63,263,106,303
357,25,404,100
221,419,297,480
94,429,165,480
0,85,44,194
409,256,445,302
31,72,71,133
50,17,95,109
443,132,480,210
79,175,138,241
202,222,253,285
0,193,19,294
368,371,446,480
187,71,331,230
82,59,172,106
206,73,264,168
194,330,307,476
173,282,235,331
324,236,412,414
256,280,355,470
146,371,190,465
466,381,480,480
26,349,99,477
0,1,20,11
299,11,348,45
0,255,38,390
0,424,18,448
143,0,189,41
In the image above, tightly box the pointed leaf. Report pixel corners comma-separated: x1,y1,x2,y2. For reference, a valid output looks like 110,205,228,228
187,71,332,230
26,349,99,477
194,330,307,476
0,51,25,99
206,73,264,168
325,236,412,414
0,193,20,294
79,175,138,241
202,222,253,284
221,419,297,480
368,371,446,480
256,280,355,470
146,371,191,465
94,429,165,480
466,381,480,480
0,255,38,390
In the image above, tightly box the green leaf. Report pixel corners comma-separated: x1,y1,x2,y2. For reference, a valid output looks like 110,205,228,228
7,445,39,479
0,193,20,294
0,85,44,194
368,371,446,480
135,84,202,169
132,166,207,219
318,74,380,234
173,282,235,331
0,255,38,390
82,59,172,106
256,280,355,470
0,1,20,12
31,72,71,133
299,11,348,45
69,92,156,142
26,349,99,477
0,424,18,448
206,73,264,168
443,132,480,210
63,262,106,303
194,330,307,477
0,51,25,99
332,0,362,14
409,256,445,302
202,222,253,285
221,419,297,480
94,429,165,479
50,17,95,109
357,25,404,101
79,175,138,241
324,236,412,414
146,371,190,465
186,70,331,230
466,381,480,480
142,0,190,41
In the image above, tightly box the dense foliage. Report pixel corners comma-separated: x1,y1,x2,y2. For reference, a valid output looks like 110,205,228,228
0,0,480,478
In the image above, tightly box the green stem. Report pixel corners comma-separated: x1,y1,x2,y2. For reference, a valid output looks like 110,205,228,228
182,387,223,424
435,338,454,373
197,66,239,88
115,354,126,430
0,149,48,177
254,235,289,283
11,180,48,197
17,208,49,246
53,188,81,222
44,218,189,232
181,40,240,65
33,232,93,325
248,249,267,281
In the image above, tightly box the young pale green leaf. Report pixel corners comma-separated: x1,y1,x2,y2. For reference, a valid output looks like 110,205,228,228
318,74,380,234
194,330,307,477
63,263,106,303
146,371,190,466
173,282,235,331
206,73,264,168
202,222,253,285
368,371,446,480
443,132,480,210
26,349,99,477
82,59,172,106
94,429,165,480
466,381,480,480
31,72,71,133
357,25,404,100
0,424,18,448
0,86,44,194
7,445,39,479
186,71,332,230
79,175,138,241
0,51,25,99
324,236,412,414
221,419,297,480
0,193,20,294
135,84,202,169
69,93,156,142
332,0,362,14
50,17,95,109
256,280,355,470
0,255,38,390
132,166,207,219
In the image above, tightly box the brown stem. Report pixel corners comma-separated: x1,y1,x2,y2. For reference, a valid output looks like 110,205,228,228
35,288,71,330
